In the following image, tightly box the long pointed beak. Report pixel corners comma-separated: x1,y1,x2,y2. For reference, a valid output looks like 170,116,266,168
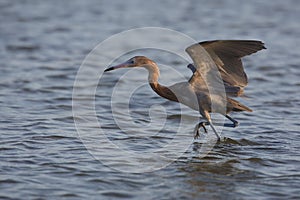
104,62,129,72
104,67,115,72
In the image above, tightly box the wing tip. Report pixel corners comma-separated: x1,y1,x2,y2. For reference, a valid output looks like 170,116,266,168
199,39,267,49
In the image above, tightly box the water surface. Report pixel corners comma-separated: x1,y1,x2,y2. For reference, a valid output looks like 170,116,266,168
0,0,299,199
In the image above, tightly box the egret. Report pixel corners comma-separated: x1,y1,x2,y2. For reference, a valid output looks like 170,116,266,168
104,40,266,140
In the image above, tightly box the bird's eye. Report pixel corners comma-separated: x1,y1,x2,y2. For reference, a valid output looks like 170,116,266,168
130,60,134,64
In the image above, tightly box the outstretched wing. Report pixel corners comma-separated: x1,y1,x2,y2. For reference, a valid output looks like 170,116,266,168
186,43,225,95
199,40,266,87
186,40,266,96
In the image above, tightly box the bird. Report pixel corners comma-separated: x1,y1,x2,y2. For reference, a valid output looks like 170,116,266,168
104,40,266,140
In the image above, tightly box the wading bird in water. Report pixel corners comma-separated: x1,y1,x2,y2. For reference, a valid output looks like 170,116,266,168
104,40,266,140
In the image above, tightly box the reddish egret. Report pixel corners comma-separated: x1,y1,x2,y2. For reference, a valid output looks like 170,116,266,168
104,40,266,140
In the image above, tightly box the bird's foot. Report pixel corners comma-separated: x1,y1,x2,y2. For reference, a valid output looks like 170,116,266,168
194,122,208,139
225,115,239,128
233,121,239,127
223,121,239,128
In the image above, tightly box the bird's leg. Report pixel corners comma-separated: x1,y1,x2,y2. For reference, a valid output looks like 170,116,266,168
208,120,221,141
193,121,208,139
225,115,239,127
201,111,221,140
194,120,221,141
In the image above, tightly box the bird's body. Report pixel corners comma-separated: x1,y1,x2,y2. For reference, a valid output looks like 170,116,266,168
105,40,266,140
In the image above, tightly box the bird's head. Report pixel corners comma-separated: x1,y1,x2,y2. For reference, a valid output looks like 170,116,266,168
104,56,155,72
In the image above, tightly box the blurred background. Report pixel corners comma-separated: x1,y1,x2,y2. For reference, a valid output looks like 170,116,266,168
0,0,299,199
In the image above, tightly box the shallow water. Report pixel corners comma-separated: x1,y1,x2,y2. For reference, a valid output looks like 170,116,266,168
1,0,299,199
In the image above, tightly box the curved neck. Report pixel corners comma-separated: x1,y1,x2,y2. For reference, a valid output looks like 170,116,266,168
144,63,178,102
144,63,160,84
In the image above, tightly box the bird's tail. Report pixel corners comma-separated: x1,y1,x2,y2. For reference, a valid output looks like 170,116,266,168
227,98,252,112
225,85,244,97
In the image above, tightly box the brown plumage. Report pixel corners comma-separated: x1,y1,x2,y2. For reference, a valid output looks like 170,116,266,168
104,40,266,140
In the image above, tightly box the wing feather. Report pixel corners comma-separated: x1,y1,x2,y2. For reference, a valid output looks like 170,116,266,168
199,40,266,87
186,40,266,97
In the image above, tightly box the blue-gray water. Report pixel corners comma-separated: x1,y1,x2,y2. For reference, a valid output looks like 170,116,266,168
1,0,299,199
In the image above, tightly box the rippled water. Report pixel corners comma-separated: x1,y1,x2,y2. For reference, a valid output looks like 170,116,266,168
1,0,299,199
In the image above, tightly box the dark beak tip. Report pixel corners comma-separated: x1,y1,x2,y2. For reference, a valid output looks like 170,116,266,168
104,67,114,72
